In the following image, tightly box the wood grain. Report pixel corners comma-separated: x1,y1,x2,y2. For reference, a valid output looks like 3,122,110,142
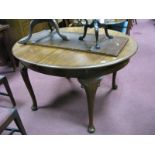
12,27,138,69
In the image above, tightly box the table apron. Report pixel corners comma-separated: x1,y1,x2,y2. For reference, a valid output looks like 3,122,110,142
20,59,130,78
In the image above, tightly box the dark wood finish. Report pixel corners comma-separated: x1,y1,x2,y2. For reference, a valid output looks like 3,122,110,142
19,63,38,111
112,71,118,90
0,75,16,106
0,107,26,134
0,24,16,71
18,20,68,44
79,77,102,133
0,75,26,134
13,108,27,134
127,19,137,35
5,20,65,44
12,27,138,133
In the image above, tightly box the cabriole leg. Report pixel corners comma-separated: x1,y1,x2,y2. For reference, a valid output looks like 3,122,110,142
19,63,38,111
78,77,102,133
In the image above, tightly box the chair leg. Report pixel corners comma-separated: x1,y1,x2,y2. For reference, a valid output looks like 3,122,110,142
3,76,16,106
134,19,137,25
112,71,118,90
3,30,16,71
14,109,27,135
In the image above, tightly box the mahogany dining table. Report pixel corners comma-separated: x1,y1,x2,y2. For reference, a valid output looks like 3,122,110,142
12,27,138,133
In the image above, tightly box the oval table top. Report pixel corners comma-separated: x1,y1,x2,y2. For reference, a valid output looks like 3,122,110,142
12,27,138,70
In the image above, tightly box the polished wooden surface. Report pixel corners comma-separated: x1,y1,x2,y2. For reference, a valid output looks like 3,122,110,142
12,27,137,69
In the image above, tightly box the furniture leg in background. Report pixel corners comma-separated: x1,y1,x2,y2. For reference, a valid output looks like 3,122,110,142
0,24,16,72
0,107,27,135
112,71,118,90
0,75,26,135
3,29,16,71
0,75,16,106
